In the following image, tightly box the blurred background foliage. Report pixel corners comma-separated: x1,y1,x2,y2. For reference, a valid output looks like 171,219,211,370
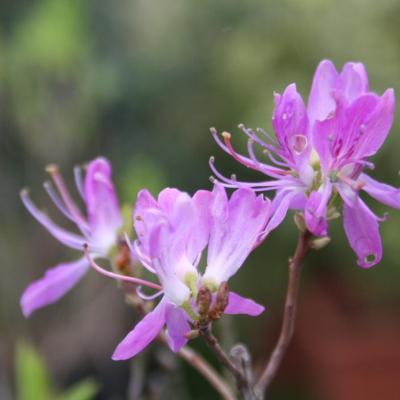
1,0,400,399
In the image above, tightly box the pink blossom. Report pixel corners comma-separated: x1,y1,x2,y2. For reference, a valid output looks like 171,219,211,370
211,60,398,268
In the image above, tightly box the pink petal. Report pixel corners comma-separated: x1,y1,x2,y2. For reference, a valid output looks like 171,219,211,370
361,173,400,209
190,189,213,258
337,62,368,103
165,304,190,352
84,158,122,251
307,60,338,126
20,258,89,317
304,183,332,236
354,89,395,158
273,83,309,163
112,299,167,360
343,198,382,268
264,189,297,236
205,184,270,283
224,292,265,316
20,190,87,250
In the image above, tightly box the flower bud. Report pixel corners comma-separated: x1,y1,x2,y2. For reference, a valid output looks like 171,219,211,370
310,236,331,250
294,212,307,232
208,281,229,321
196,286,212,317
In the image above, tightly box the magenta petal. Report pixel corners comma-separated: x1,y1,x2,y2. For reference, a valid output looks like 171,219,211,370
355,89,395,158
205,184,270,283
307,60,338,126
112,299,167,360
20,258,89,317
273,83,309,162
343,198,382,268
84,157,122,250
165,304,190,352
264,189,296,235
225,292,265,316
337,62,368,103
304,183,332,236
20,190,87,250
361,173,400,209
191,189,213,258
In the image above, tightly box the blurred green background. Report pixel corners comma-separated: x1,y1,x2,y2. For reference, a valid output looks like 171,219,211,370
2,0,400,399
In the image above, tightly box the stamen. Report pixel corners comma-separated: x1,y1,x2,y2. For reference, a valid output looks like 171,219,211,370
133,241,156,273
256,127,277,144
43,181,74,220
46,164,87,228
73,166,85,200
83,244,162,290
337,173,365,191
136,286,163,300
210,126,289,179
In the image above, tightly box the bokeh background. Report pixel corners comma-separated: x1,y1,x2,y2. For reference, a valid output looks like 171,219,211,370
2,1,400,399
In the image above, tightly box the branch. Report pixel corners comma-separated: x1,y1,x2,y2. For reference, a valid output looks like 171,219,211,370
177,345,236,400
200,324,256,399
255,229,311,395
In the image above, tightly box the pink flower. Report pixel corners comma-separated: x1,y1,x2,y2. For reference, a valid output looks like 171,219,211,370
211,60,398,268
112,184,270,360
20,157,122,316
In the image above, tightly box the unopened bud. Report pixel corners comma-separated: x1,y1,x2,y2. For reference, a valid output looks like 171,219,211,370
294,212,307,232
185,329,200,340
196,286,212,316
208,281,229,321
310,236,331,250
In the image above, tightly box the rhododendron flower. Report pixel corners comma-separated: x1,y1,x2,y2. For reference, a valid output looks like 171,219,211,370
111,184,270,360
20,157,122,316
211,60,398,268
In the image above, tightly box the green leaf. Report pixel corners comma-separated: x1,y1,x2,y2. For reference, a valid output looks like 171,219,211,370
15,341,52,400
58,379,99,400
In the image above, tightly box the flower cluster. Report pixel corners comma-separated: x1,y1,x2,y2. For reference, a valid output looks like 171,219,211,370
113,184,269,359
20,60,399,361
211,60,399,268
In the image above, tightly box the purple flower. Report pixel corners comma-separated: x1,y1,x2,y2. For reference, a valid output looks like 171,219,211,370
20,157,123,316
112,184,270,360
211,60,398,268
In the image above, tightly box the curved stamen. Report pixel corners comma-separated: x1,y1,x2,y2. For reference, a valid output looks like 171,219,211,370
210,127,287,179
337,173,365,191
136,286,163,300
74,165,86,200
21,189,90,251
256,127,277,144
43,181,74,221
263,148,291,168
209,157,291,189
133,241,157,273
83,244,162,290
43,181,90,236
46,164,88,229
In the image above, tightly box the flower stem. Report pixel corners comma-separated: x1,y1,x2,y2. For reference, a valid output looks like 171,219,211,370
176,344,236,400
255,229,312,396
200,324,256,399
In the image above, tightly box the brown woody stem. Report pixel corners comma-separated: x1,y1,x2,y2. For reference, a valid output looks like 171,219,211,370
255,229,312,396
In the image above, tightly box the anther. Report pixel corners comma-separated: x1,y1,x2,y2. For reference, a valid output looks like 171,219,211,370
45,164,59,174
222,131,231,140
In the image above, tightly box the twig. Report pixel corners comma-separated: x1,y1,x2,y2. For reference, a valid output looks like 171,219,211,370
177,344,236,400
255,229,311,396
200,324,256,399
